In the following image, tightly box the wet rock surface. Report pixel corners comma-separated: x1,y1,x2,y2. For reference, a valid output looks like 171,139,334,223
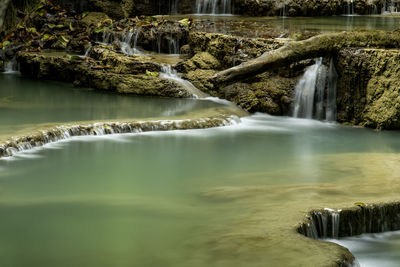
17,50,193,98
336,48,400,129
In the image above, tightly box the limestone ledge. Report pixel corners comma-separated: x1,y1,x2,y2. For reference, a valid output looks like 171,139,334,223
16,50,194,98
0,107,245,159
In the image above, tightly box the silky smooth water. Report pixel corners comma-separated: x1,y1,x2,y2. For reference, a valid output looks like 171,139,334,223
329,231,400,267
170,15,400,37
1,113,400,266
0,74,222,137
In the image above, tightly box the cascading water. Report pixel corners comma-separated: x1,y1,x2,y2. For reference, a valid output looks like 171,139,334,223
344,0,355,15
382,0,399,13
3,56,19,73
195,0,232,15
326,59,337,121
292,58,337,121
169,0,179,14
99,30,142,55
160,65,208,98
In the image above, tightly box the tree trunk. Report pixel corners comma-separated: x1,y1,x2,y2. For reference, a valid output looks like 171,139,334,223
0,0,12,31
210,31,400,87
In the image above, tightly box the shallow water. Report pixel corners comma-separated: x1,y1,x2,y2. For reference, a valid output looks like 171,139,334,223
0,74,222,137
328,231,400,267
1,112,400,266
171,15,400,37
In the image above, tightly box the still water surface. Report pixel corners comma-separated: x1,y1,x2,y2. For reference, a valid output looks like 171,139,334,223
1,75,400,266
0,74,221,137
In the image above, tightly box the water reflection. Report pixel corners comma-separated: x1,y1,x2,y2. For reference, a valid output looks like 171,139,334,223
0,74,223,137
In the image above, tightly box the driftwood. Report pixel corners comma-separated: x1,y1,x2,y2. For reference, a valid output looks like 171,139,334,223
211,31,400,87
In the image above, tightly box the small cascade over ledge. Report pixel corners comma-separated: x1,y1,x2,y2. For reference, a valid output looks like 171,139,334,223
344,0,355,15
160,65,209,98
292,58,337,122
195,0,233,15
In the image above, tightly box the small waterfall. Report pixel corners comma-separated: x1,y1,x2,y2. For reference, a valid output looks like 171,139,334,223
120,29,142,55
83,45,92,57
196,0,232,15
326,59,337,122
4,57,19,73
292,58,337,121
167,36,180,55
102,31,112,44
0,117,239,159
280,4,287,17
382,0,399,13
160,65,208,98
169,0,179,14
345,0,355,15
300,208,342,239
99,30,142,55
293,58,322,119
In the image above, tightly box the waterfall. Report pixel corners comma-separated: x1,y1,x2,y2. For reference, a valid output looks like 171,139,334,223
382,0,399,13
326,59,337,122
292,58,322,119
99,30,142,55
169,0,179,14
83,45,92,57
301,208,342,239
292,58,337,121
3,56,18,73
196,0,232,15
345,0,355,15
120,29,142,55
160,65,208,98
280,4,287,17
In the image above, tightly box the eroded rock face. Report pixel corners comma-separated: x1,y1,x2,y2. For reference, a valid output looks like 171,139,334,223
188,32,281,68
178,32,301,115
336,48,400,129
17,50,193,98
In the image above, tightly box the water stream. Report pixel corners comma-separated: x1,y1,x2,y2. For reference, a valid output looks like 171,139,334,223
292,58,337,121
329,231,400,267
160,65,209,99
195,0,232,15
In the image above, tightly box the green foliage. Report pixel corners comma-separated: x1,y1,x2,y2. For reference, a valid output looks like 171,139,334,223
2,41,11,50
146,70,159,77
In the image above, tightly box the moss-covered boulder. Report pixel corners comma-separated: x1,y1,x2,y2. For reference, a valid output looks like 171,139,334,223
189,32,282,68
17,50,195,98
337,48,400,129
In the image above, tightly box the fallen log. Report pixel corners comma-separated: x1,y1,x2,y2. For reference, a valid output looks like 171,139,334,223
210,30,400,87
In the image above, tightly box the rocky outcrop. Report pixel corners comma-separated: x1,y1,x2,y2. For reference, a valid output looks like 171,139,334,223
336,48,400,129
0,106,245,158
176,32,302,115
92,19,190,54
17,50,194,98
187,32,282,69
